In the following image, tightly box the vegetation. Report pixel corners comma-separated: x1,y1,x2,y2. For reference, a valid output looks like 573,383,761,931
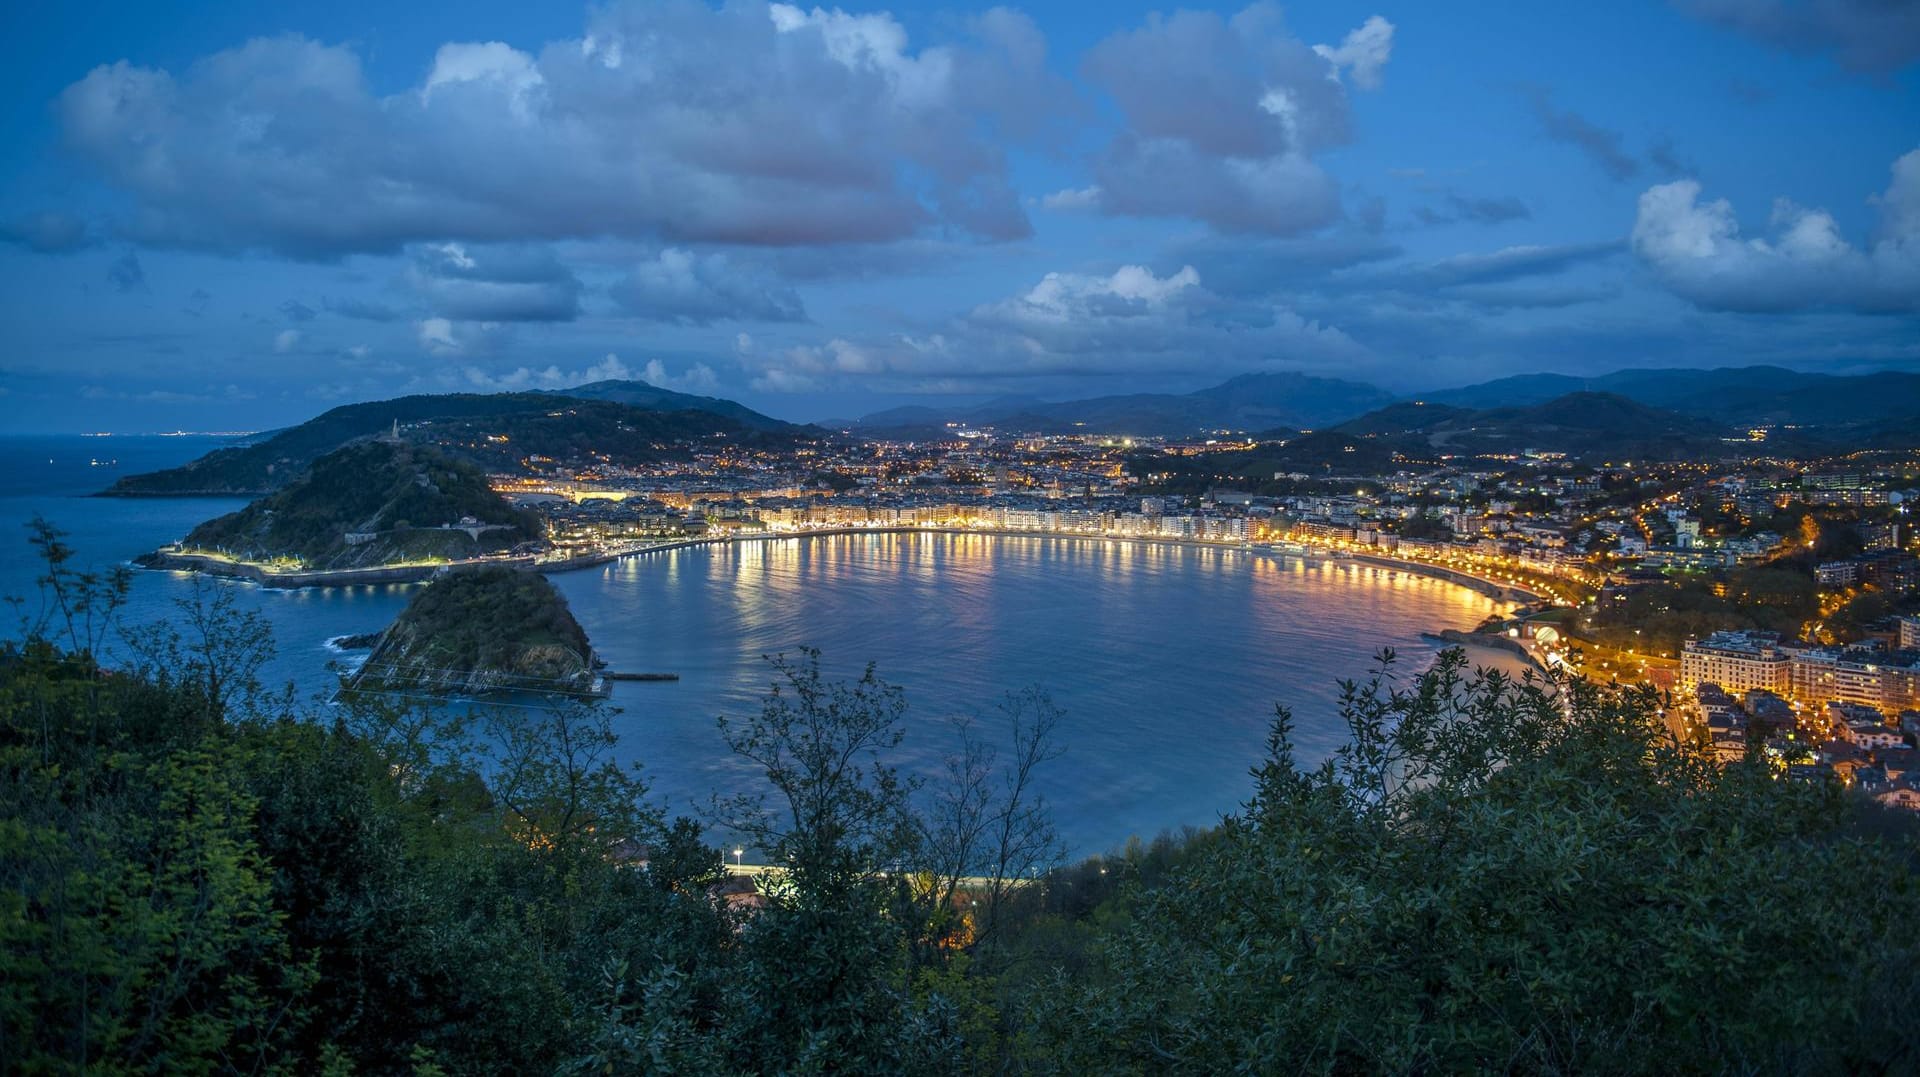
1135,392,1750,493
350,568,596,696
106,392,803,496
177,440,540,570
1573,505,1911,655
1014,655,1920,1072
6,522,1919,1074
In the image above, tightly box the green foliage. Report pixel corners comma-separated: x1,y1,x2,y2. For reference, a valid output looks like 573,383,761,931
353,568,595,696
1580,570,1817,656
1016,652,1920,1073
107,392,801,496
2,526,734,1075
1395,512,1453,541
8,520,1920,1074
181,439,539,569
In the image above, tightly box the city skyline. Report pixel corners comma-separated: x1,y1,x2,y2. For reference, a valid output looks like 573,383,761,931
2,0,1917,433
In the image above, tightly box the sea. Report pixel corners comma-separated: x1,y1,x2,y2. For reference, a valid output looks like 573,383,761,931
0,434,1509,856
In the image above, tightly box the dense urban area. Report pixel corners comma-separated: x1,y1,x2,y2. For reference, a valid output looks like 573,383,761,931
476,410,1920,802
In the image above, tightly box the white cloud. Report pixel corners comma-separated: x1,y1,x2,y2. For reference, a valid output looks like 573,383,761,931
417,317,461,355
995,265,1204,325
1313,16,1395,90
614,248,805,324
768,3,952,110
642,357,721,393
743,262,1366,391
425,352,630,393
1631,148,1920,312
423,42,545,119
273,329,302,353
55,3,1058,257
1075,5,1388,234
1040,186,1102,212
408,242,581,322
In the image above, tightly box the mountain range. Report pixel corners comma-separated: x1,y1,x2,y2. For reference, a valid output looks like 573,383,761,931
849,365,1920,440
1148,391,1751,483
847,373,1397,436
104,365,1919,497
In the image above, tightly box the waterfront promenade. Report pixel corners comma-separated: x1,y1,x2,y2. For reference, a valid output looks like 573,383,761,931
140,525,1544,606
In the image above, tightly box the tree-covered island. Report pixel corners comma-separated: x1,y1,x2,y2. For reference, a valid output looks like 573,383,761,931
146,439,543,576
343,567,598,698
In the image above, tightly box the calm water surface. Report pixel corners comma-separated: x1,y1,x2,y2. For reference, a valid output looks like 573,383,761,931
1,435,1502,854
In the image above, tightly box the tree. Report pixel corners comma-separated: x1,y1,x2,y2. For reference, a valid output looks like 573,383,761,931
918,687,1066,955
709,650,934,1070
1019,651,1920,1073
715,649,920,891
13,515,130,662
123,578,285,723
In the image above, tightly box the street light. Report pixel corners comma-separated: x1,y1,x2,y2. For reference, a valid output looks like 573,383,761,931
733,847,744,870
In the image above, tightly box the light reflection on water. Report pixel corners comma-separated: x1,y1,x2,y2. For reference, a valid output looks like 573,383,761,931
562,531,1498,854
0,437,1501,855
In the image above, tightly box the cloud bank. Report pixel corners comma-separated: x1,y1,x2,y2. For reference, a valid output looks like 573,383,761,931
744,262,1367,392
1067,6,1392,234
1674,0,1920,73
56,1,1061,258
1632,148,1920,312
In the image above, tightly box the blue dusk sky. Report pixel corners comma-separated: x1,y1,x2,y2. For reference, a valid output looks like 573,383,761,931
0,0,1916,432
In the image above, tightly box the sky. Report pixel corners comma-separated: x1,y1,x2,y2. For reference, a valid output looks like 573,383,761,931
0,0,1916,432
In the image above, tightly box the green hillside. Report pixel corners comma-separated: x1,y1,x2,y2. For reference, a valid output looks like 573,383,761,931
179,440,540,569
351,567,594,695
105,390,802,495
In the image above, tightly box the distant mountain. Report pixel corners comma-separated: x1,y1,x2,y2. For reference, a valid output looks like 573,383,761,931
544,380,796,431
1328,401,1473,437
173,440,541,570
1334,391,1736,459
853,372,1396,436
1438,392,1733,460
1425,366,1920,428
106,388,806,495
1171,392,1739,482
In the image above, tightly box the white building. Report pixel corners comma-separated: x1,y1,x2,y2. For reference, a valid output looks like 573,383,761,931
1681,632,1792,697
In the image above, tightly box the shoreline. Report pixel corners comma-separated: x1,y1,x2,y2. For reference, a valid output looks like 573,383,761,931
139,526,1541,604
142,529,1539,666
596,528,1542,604
1422,629,1551,678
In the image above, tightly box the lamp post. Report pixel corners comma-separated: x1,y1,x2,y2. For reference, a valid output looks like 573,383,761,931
733,847,744,871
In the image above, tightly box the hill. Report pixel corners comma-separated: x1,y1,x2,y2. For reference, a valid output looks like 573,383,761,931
851,366,1920,440
1326,400,1474,436
347,567,596,696
542,379,797,431
853,372,1395,436
1149,391,1739,487
105,389,806,495
174,440,541,570
1411,391,1736,460
1425,365,1920,429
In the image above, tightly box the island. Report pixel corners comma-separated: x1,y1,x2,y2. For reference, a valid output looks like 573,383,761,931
341,567,600,698
139,437,544,582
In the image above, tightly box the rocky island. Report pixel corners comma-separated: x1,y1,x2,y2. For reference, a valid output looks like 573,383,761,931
140,438,543,582
343,567,599,698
